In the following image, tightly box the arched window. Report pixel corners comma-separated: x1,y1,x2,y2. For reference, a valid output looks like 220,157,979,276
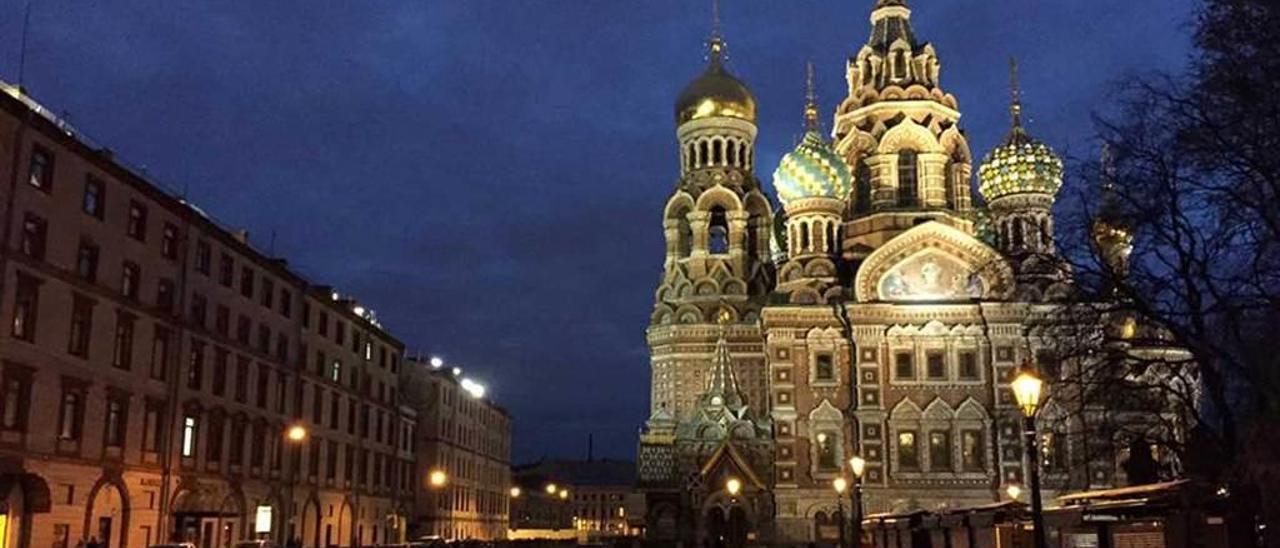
1012,218,1025,249
799,221,810,252
746,221,759,259
894,51,907,80
687,143,696,170
677,216,693,258
712,140,723,165
708,206,729,255
739,143,747,168
897,150,919,207
825,222,835,253
855,162,872,214
1040,217,1052,247
816,431,838,470
699,140,709,168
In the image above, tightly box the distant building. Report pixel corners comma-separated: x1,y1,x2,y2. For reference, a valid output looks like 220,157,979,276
0,81,414,548
402,357,511,541
511,459,644,539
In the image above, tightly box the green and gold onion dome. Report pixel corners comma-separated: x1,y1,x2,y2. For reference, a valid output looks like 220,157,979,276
675,39,757,125
978,127,1063,203
773,129,853,207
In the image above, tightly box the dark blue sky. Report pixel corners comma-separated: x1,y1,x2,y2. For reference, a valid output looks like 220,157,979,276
3,0,1195,462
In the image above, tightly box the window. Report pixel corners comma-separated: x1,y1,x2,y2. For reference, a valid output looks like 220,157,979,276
28,146,53,191
256,366,270,409
229,419,245,465
195,241,211,274
187,339,205,391
854,162,872,213
335,322,345,345
0,369,30,432
814,353,834,382
958,351,978,380
235,357,249,402
143,323,163,376
302,302,311,328
326,440,338,480
104,397,127,448
926,352,945,380
897,431,919,471
20,213,47,260
961,430,984,471
330,393,341,429
1040,431,1067,473
894,351,914,380
143,401,163,453
816,432,838,470
897,150,918,207
212,348,228,397
83,176,106,218
928,431,951,471
257,325,272,354
236,315,251,344
127,201,148,241
331,360,342,383
57,388,84,440
190,293,208,328
215,305,230,336
240,266,254,299
319,311,329,336
206,414,223,462
219,254,234,287
309,438,321,476
11,273,40,342
280,290,292,318
76,240,99,281
261,279,274,308
312,386,324,424
276,334,289,363
68,295,93,358
251,422,266,466
114,314,136,371
181,415,198,457
314,351,326,377
157,278,175,313
276,373,288,414
121,262,140,300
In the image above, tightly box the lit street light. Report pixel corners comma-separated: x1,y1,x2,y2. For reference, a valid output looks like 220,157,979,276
1011,366,1047,548
283,425,308,545
429,469,448,488
725,477,742,497
545,483,558,495
510,486,522,498
849,456,866,547
1006,484,1023,501
833,477,848,548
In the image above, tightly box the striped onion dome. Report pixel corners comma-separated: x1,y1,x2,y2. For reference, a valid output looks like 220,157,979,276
772,130,853,207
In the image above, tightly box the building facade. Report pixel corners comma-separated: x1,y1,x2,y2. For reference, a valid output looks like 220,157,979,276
403,359,510,541
0,82,415,548
510,459,644,539
638,1,1151,546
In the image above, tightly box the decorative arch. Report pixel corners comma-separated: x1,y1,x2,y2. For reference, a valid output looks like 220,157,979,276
695,185,744,212
854,221,1014,302
876,118,942,154
939,127,972,164
955,398,990,421
889,397,922,421
83,473,131,548
663,192,695,220
922,398,955,421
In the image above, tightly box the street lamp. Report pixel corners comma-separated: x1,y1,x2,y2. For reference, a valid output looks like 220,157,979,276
428,469,448,488
848,456,866,547
1011,367,1047,548
1006,484,1023,501
283,425,308,546
545,483,558,495
510,486,521,498
833,477,848,548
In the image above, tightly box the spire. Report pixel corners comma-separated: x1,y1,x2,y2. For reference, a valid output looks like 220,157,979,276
707,0,726,65
1009,56,1023,130
703,308,744,410
803,61,819,132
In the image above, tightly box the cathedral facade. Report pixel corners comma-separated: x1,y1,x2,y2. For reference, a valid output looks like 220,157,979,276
637,1,1143,546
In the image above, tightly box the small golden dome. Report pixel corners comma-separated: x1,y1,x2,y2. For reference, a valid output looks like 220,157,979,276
675,42,757,125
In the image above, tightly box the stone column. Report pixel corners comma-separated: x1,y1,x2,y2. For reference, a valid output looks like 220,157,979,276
867,153,897,210
919,152,949,208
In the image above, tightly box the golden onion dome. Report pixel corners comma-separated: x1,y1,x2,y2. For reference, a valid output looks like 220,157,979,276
675,40,757,125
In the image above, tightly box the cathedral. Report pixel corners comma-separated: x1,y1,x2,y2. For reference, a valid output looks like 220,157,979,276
636,0,1146,545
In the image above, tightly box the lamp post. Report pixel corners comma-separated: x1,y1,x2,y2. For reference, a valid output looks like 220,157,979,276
1011,368,1047,548
848,456,866,548
833,477,848,548
284,424,307,546
428,469,448,538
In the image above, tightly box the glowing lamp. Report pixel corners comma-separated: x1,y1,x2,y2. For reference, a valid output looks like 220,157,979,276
546,483,558,495
849,456,866,479
286,425,308,442
725,477,742,496
510,487,521,498
1011,369,1045,418
833,477,848,494
1006,484,1023,501
429,356,444,368
428,469,447,488
559,489,569,500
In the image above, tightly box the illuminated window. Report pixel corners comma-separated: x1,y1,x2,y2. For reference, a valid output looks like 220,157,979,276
181,415,198,457
20,213,46,260
816,432,838,470
897,431,919,471
105,398,126,448
57,389,83,440
121,262,140,301
77,240,99,282
127,201,147,241
68,295,93,358
928,431,951,471
10,273,39,342
708,206,729,254
161,224,179,260
961,430,984,471
29,146,53,191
